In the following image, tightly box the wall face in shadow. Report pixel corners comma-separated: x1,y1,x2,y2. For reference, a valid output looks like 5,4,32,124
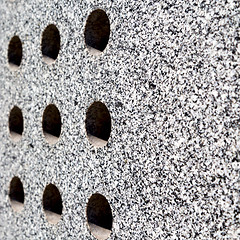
0,0,239,239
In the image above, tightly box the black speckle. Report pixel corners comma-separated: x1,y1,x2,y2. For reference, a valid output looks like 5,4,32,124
29,143,34,148
232,157,240,162
196,61,203,68
115,101,123,108
149,82,156,89
74,100,78,106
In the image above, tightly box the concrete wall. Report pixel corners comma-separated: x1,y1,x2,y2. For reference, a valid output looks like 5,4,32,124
0,0,239,239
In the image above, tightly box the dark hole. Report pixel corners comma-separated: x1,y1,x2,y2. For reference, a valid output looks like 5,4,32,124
9,106,24,139
9,176,24,204
84,9,110,53
8,36,22,68
41,24,60,61
42,104,61,143
87,193,113,231
85,101,111,147
43,184,62,215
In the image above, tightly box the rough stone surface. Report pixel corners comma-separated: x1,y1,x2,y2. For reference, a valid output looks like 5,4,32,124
0,0,239,239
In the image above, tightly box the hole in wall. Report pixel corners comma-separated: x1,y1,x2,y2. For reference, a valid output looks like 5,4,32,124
41,24,60,64
42,104,61,145
9,106,23,142
84,9,110,55
9,176,24,212
85,101,111,147
87,193,113,240
8,36,22,70
42,184,62,224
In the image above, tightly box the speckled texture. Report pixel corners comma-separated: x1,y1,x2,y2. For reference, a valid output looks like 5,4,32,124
0,0,240,239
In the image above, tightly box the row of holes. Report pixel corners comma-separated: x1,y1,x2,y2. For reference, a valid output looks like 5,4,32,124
7,8,112,240
8,9,110,70
9,176,112,240
9,101,111,147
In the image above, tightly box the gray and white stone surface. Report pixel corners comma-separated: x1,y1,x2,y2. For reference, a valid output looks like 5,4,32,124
0,0,239,239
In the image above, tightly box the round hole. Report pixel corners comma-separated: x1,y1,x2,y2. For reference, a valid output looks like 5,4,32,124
85,101,111,147
8,36,22,70
42,104,61,145
41,24,60,64
86,193,113,240
84,9,110,55
8,106,24,142
9,176,24,212
42,184,62,224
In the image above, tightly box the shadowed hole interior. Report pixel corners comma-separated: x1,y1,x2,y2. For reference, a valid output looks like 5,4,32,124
85,101,111,147
43,184,62,224
9,176,24,212
41,24,60,63
9,106,23,142
87,193,113,240
42,104,61,144
84,9,110,55
8,36,22,68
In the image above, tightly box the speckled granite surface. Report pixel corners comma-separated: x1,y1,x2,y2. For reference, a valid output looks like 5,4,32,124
0,0,240,239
